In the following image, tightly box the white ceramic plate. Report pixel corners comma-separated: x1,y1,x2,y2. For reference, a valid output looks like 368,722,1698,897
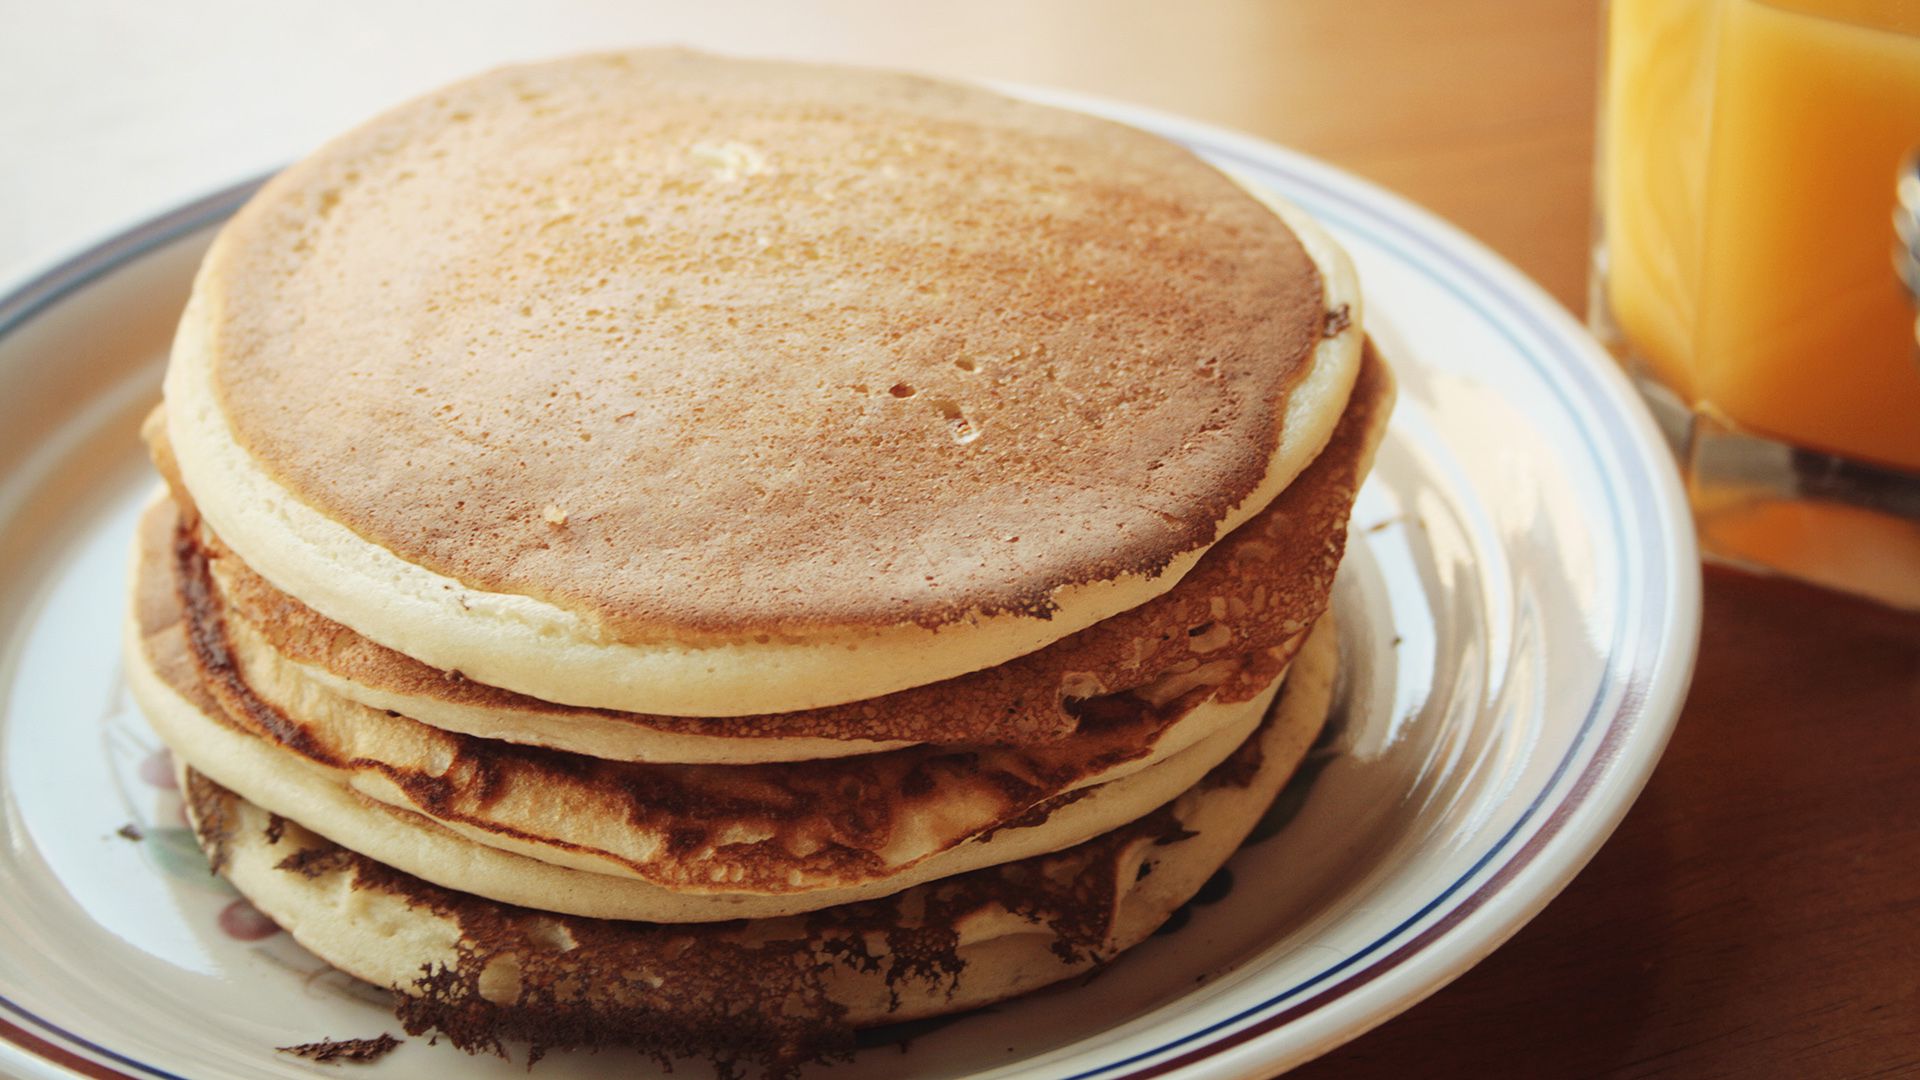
0,94,1699,1080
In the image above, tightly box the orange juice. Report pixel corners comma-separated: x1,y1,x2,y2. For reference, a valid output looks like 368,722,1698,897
1602,0,1920,473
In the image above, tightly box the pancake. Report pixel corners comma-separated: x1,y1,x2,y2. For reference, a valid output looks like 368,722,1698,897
174,621,1337,1073
129,520,1297,910
200,533,1293,790
163,49,1366,717
154,342,1391,760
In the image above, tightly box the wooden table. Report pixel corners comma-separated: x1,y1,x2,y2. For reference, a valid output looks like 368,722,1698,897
6,2,1917,1076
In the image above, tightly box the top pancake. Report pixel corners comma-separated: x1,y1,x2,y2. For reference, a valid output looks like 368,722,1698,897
154,343,1390,760
165,49,1363,716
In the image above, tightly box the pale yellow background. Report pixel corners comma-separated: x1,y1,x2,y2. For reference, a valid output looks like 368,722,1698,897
0,0,1597,306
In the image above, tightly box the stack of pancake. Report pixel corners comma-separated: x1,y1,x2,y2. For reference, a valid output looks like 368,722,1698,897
123,51,1393,1072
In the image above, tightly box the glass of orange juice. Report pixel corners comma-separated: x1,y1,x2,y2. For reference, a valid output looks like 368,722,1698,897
1593,0,1920,609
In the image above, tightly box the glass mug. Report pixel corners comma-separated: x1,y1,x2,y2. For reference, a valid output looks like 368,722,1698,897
1592,0,1920,609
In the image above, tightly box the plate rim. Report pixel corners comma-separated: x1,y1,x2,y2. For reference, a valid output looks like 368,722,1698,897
0,90,1701,1080
1026,90,1701,1080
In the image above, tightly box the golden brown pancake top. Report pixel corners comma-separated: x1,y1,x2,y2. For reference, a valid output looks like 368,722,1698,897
199,50,1326,638
166,345,1389,745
